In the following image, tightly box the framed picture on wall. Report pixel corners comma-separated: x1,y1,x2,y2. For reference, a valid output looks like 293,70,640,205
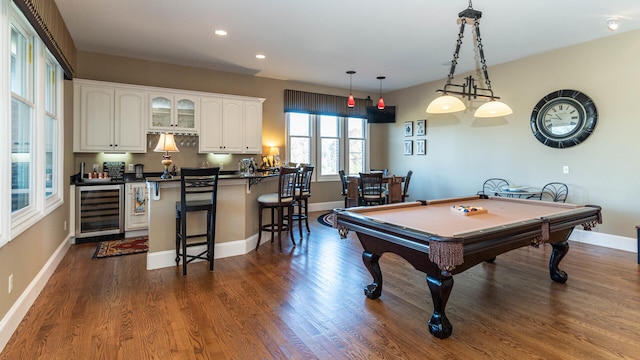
404,121,413,137
416,139,426,155
416,119,426,136
404,140,413,155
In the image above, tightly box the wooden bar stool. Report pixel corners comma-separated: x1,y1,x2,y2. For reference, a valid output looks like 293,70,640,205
292,165,314,238
175,167,220,275
256,167,298,252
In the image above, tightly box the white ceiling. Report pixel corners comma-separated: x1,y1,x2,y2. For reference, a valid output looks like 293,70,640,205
54,0,640,93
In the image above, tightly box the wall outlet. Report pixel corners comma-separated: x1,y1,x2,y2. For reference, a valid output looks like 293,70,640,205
8,274,13,294
128,163,134,171
563,165,569,174
64,220,67,231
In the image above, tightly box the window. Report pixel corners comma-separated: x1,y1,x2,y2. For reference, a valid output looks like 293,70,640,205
2,2,65,245
286,113,368,181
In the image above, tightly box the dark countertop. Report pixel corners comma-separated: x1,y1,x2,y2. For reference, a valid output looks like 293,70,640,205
71,170,280,185
145,171,279,182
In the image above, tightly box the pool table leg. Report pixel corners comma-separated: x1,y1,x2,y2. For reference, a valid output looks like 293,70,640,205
549,240,569,284
362,251,383,299
426,275,454,339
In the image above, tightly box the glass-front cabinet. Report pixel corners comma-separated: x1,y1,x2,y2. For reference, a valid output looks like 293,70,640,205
149,92,199,133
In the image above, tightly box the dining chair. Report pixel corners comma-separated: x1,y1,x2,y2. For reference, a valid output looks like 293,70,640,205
359,172,386,206
339,169,349,207
401,170,413,202
477,178,509,196
539,182,568,202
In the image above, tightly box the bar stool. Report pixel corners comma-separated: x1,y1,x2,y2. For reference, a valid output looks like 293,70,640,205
175,167,220,275
293,165,314,238
256,167,298,252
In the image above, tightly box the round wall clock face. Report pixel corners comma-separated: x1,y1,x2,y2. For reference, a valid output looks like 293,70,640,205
530,90,598,148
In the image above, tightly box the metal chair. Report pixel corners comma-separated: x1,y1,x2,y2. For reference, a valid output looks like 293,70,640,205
359,172,386,206
256,167,298,252
477,178,509,196
175,167,220,275
401,170,413,202
540,182,568,202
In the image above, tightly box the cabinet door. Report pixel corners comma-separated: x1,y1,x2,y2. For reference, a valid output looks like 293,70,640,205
200,96,224,152
115,89,147,152
76,84,114,151
175,95,199,132
150,94,173,130
222,99,245,153
125,183,148,231
243,100,263,153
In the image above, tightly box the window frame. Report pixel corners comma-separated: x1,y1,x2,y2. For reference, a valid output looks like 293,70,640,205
286,112,369,183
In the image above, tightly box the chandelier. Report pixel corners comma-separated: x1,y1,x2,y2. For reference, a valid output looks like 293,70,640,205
426,1,512,118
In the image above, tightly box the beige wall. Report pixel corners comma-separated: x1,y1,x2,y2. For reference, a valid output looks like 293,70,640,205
383,28,640,240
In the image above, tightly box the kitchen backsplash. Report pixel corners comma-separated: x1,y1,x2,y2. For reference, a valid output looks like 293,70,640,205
73,134,254,175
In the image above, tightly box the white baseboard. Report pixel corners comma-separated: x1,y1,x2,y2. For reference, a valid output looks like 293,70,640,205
0,235,71,353
569,229,637,253
147,234,262,270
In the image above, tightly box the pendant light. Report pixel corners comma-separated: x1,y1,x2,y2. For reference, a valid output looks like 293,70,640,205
346,70,356,108
377,76,386,110
426,0,512,118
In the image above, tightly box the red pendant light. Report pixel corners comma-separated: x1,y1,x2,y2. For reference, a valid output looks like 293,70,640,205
346,70,356,108
377,76,386,110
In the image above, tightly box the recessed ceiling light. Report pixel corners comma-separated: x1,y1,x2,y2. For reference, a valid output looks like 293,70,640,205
607,17,619,31
214,29,227,36
256,54,266,59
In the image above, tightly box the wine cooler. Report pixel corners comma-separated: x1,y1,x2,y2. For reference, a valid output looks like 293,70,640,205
76,184,124,240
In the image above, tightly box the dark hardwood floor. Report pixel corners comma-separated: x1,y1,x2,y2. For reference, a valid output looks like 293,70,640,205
2,211,639,359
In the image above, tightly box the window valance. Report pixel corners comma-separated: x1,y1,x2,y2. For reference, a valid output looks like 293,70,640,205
13,0,76,79
284,89,371,118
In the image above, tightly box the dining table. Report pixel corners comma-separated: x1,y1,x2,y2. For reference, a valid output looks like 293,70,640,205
345,174,406,207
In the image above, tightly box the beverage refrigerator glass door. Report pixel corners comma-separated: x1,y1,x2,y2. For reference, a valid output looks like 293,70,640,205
75,184,124,239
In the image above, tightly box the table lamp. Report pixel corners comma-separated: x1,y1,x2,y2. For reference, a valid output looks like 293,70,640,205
154,133,179,179
269,147,280,168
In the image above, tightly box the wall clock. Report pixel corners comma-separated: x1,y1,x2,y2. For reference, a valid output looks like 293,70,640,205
530,89,598,148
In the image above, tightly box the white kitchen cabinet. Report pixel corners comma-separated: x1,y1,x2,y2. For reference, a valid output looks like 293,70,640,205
244,100,263,153
73,80,147,153
125,182,148,231
199,96,264,154
149,92,199,133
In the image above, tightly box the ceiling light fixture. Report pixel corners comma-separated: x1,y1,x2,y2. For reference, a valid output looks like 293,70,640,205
607,17,619,31
426,0,512,118
377,76,386,110
214,29,227,36
346,70,356,108
256,54,266,59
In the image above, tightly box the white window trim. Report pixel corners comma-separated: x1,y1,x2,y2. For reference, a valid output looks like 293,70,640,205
286,112,369,183
3,1,65,245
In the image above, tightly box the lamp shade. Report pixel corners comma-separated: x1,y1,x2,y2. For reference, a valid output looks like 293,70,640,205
347,94,355,108
426,95,466,114
269,147,280,156
474,100,513,118
154,133,179,152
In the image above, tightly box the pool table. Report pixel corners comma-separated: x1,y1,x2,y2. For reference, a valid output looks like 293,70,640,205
334,195,602,339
